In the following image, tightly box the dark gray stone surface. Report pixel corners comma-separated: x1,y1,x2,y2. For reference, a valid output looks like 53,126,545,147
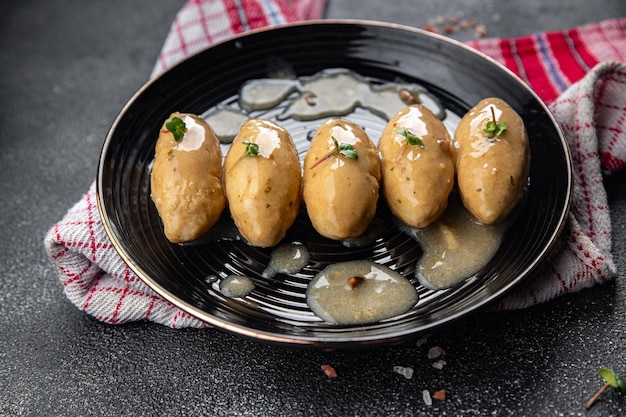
1,0,625,415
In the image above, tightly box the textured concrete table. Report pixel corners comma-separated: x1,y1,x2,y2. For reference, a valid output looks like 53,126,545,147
1,0,625,415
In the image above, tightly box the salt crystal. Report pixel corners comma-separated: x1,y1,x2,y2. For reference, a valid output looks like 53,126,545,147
393,366,414,379
422,390,433,406
427,346,446,359
432,359,447,370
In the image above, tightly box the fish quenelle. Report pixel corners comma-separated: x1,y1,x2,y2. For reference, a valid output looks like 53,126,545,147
151,112,226,243
303,118,382,240
224,118,302,247
454,98,530,224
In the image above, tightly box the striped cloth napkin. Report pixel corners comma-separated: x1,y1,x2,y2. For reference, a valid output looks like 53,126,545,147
44,0,626,327
467,20,626,309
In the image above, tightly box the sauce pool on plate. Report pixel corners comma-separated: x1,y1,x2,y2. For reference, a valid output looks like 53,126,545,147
262,242,311,278
398,192,508,290
219,274,255,298
306,260,418,325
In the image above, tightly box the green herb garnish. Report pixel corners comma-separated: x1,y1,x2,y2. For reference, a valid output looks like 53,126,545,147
242,140,260,157
483,106,507,139
484,120,507,137
397,129,425,148
310,136,358,169
165,116,187,142
586,367,626,409
332,136,358,159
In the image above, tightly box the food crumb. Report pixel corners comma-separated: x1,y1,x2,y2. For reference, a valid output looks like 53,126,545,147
416,337,428,347
393,365,414,379
427,346,446,359
432,359,447,370
321,364,337,378
422,390,433,406
433,389,447,401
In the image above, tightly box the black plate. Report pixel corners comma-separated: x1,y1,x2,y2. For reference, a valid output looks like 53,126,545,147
97,21,572,349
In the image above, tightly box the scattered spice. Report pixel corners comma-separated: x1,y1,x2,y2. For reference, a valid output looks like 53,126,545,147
433,389,447,401
347,276,365,290
303,92,318,106
423,5,499,38
424,23,440,34
320,364,338,378
474,23,488,38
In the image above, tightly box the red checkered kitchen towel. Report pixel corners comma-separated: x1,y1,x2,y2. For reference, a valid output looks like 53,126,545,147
44,0,626,327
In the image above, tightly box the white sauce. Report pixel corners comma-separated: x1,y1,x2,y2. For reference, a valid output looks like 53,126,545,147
204,107,249,144
262,242,311,278
307,260,418,325
219,274,255,298
341,218,387,248
240,78,299,111
248,119,283,158
284,70,443,121
204,69,444,145
175,115,206,152
398,192,507,290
